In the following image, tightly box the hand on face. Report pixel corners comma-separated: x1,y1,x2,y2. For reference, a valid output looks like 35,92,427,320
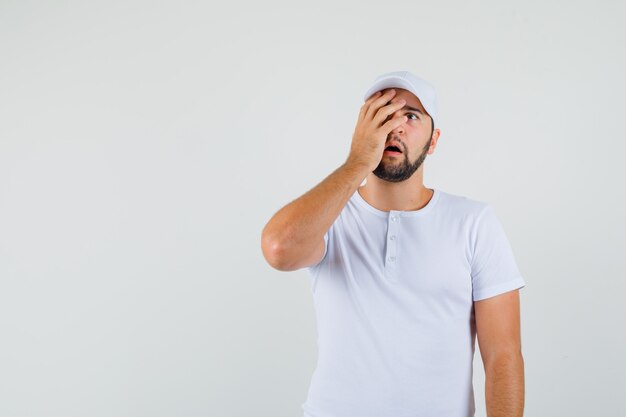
347,89,408,172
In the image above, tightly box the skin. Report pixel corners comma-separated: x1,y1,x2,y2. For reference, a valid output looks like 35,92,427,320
475,290,525,417
355,88,441,212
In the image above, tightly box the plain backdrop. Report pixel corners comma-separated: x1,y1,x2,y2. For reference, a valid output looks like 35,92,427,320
1,0,625,416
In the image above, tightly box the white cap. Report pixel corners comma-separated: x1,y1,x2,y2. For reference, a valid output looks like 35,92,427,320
363,70,439,127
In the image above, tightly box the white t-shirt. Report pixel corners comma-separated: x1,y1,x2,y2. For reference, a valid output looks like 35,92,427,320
302,187,526,417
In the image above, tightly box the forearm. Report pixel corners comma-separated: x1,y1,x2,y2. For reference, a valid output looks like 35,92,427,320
262,160,369,258
485,353,525,417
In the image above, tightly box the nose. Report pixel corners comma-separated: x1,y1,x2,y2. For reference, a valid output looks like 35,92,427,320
390,119,405,134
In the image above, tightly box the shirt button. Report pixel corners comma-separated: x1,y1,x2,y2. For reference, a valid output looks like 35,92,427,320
389,235,396,240
389,256,396,262
391,216,398,222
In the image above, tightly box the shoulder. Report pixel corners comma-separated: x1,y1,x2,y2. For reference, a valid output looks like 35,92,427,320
435,189,490,220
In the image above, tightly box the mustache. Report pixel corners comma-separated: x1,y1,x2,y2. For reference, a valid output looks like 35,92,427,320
386,136,406,150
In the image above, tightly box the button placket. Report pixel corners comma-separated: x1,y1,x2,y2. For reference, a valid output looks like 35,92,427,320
385,212,400,277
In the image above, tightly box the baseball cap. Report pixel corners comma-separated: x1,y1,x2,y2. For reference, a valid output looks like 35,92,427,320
363,70,439,127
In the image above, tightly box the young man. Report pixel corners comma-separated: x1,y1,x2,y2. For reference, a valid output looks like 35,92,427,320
261,70,526,417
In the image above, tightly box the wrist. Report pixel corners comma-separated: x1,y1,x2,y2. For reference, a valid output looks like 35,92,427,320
344,156,373,175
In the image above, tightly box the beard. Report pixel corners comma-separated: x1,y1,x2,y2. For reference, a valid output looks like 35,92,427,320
372,137,432,183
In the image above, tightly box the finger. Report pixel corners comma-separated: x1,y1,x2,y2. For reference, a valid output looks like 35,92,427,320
380,114,408,133
365,90,382,103
365,89,397,121
358,91,383,121
373,98,406,126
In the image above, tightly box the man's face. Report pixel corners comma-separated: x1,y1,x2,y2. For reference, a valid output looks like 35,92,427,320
372,88,437,183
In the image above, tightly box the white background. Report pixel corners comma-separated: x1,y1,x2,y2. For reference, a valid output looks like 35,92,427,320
1,0,625,416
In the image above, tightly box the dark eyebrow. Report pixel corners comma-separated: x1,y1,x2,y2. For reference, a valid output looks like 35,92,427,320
403,105,423,114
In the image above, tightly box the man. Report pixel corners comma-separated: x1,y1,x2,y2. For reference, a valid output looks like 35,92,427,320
261,70,526,417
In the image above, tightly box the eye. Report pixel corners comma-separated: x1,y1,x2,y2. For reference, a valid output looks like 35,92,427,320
406,113,419,120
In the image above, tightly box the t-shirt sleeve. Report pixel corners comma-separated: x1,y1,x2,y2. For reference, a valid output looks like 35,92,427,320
470,205,526,301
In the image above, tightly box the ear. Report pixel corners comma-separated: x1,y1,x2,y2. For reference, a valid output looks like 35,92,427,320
428,128,441,154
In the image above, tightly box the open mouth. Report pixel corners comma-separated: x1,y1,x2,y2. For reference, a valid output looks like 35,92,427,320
384,145,402,155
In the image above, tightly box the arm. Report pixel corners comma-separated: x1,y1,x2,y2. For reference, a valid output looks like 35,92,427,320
261,161,370,271
474,289,525,417
261,88,409,271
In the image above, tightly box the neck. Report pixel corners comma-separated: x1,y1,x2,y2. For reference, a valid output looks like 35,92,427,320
358,169,433,212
